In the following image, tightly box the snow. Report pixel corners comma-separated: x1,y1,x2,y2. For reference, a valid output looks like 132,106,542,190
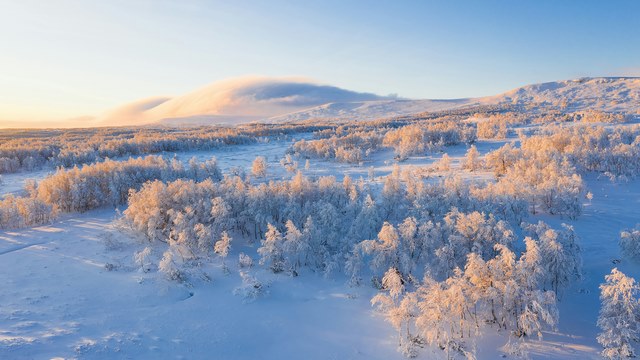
0,210,400,359
94,76,640,127
0,168,53,197
3,113,640,358
498,77,640,113
97,76,385,126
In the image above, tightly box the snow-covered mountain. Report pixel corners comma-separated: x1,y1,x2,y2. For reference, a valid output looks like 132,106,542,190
98,76,640,126
495,77,640,113
98,76,385,126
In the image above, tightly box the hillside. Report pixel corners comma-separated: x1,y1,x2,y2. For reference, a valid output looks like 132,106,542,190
97,76,640,126
97,76,385,126
495,77,640,113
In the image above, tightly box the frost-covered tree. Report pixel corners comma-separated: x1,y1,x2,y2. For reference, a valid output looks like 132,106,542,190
398,217,421,276
194,223,213,254
251,156,268,178
210,196,232,233
597,268,640,359
283,220,308,272
525,222,581,296
238,252,253,268
234,270,265,303
518,290,558,340
372,268,419,356
517,237,544,291
257,223,285,272
360,222,402,276
349,194,381,241
133,247,153,273
433,153,451,172
462,145,481,172
620,225,640,260
159,250,185,282
214,231,232,268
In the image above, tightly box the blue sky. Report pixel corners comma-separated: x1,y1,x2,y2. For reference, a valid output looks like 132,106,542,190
0,0,639,122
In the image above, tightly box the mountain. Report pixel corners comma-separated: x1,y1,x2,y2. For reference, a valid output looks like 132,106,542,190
495,77,640,113
273,77,640,122
99,76,640,126
98,76,386,126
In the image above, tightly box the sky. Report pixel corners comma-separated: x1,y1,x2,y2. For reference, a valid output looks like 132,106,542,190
0,0,639,125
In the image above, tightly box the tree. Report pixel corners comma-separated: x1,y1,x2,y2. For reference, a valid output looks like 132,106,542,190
527,222,581,296
283,220,308,272
462,145,481,172
371,268,418,356
194,223,213,254
134,247,153,273
518,290,558,340
360,222,401,276
434,153,451,172
258,223,285,272
214,231,232,269
349,194,381,242
597,268,640,359
159,250,185,282
620,225,640,260
252,156,268,178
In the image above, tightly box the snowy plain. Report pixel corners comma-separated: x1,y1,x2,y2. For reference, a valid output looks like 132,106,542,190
1,124,638,359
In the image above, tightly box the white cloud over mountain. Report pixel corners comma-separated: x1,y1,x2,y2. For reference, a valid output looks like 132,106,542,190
97,76,640,127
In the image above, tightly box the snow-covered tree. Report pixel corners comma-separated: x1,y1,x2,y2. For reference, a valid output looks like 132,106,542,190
620,225,640,260
597,268,640,359
434,153,451,172
238,252,253,268
251,156,268,178
257,223,285,272
462,145,481,172
194,223,213,254
372,268,419,356
283,220,308,272
234,270,265,303
518,290,558,340
214,231,232,269
525,221,582,296
159,250,185,282
133,247,153,273
360,222,402,276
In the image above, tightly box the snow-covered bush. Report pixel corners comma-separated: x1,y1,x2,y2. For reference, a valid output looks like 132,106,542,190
620,225,640,260
0,195,54,229
383,120,476,159
35,155,221,213
133,247,153,273
0,122,330,174
158,250,186,282
234,270,265,303
292,127,383,163
373,235,561,359
238,253,253,268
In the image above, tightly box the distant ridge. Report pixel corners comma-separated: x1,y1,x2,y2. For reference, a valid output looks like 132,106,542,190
98,76,640,126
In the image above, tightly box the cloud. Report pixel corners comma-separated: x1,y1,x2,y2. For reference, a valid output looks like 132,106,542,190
234,81,382,106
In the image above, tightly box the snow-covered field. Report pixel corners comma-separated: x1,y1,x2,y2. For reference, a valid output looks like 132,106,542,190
0,210,400,359
0,124,638,359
